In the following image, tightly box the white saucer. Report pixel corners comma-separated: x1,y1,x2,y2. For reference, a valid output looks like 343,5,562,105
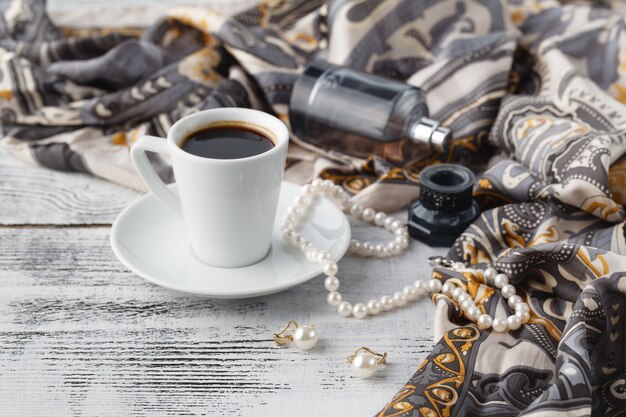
110,182,350,298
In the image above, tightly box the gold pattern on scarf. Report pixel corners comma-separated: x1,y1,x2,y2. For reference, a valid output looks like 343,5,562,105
527,226,558,247
112,131,127,146
444,134,481,163
611,82,626,104
378,327,479,417
608,157,626,205
178,46,223,86
423,327,479,416
0,89,13,100
586,201,623,220
377,385,416,417
577,248,609,278
502,219,526,247
462,243,490,265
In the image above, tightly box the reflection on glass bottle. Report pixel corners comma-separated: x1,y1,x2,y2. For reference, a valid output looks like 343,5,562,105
289,60,451,165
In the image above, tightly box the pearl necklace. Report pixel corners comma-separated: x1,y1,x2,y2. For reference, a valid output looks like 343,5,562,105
281,179,530,331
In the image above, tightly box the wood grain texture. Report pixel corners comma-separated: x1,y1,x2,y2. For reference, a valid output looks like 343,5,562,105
0,149,140,226
47,0,259,28
0,153,447,416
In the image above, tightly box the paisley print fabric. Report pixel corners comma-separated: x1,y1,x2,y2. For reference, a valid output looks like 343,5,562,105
1,1,626,416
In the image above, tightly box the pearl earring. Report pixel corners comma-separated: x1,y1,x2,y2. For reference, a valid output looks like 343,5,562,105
273,320,319,351
347,347,387,378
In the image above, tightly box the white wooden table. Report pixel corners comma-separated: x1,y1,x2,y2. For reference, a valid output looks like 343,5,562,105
0,147,445,416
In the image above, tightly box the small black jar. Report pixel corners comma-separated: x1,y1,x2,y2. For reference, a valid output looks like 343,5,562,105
408,164,480,247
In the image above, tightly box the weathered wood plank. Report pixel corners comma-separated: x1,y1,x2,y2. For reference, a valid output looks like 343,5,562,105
0,2,450,415
0,224,445,416
0,148,140,225
48,0,257,28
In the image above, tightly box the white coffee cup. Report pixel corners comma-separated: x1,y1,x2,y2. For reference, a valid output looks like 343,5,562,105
130,108,289,268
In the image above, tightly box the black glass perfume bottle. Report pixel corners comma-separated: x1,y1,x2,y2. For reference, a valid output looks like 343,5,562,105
289,60,451,164
408,164,480,247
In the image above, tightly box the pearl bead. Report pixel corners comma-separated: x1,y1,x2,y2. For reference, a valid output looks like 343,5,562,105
394,228,408,237
322,179,334,188
501,284,516,299
461,299,474,311
362,208,375,222
294,195,311,207
323,262,338,276
383,217,395,230
350,204,364,218
414,280,427,295
302,184,313,194
374,212,387,226
507,295,522,309
299,240,312,251
374,244,385,256
367,299,381,315
516,310,530,323
282,229,293,240
451,287,464,300
351,353,378,378
396,236,409,249
428,279,442,293
453,262,465,271
457,293,471,303
515,303,529,314
316,250,331,262
362,243,374,256
494,273,509,288
492,317,507,332
337,301,352,317
352,303,368,319
403,285,418,301
336,194,349,205
327,291,342,306
349,239,361,252
477,314,492,330
311,179,323,187
484,267,497,281
441,283,455,297
393,291,407,307
467,306,481,321
388,242,402,255
380,296,394,311
305,248,318,261
293,325,318,350
390,220,403,231
506,315,522,331
324,276,340,291
287,206,302,217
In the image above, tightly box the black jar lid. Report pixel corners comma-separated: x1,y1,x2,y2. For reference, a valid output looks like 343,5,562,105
418,164,475,213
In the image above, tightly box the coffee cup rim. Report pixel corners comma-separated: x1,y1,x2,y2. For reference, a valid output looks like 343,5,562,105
167,108,289,163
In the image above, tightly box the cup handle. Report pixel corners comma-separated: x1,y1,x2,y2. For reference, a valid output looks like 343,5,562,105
130,135,182,217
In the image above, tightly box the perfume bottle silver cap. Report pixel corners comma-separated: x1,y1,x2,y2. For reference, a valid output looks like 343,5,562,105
410,117,451,149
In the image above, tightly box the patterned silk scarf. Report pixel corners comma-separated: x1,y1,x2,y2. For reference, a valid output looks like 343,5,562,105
1,1,626,416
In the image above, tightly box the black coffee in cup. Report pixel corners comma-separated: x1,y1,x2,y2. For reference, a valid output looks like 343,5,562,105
181,122,274,159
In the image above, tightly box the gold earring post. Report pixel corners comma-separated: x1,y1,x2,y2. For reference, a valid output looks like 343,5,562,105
347,346,387,364
273,320,299,346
